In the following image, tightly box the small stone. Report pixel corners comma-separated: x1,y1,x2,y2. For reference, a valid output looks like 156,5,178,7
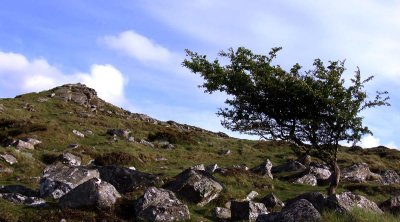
49,93,55,97
190,164,205,171
246,191,259,201
261,193,284,209
60,153,81,166
294,174,317,186
12,140,34,150
212,207,231,221
22,138,42,146
128,136,135,142
72,130,85,138
205,164,220,174
219,149,231,155
233,164,249,171
231,201,268,221
155,157,167,162
0,154,17,165
140,139,154,148
251,160,273,179
128,166,136,171
68,144,79,149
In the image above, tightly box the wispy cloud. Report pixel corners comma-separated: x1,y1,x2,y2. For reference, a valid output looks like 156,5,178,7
101,30,172,64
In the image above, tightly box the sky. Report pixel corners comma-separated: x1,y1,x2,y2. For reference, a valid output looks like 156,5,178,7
0,0,399,148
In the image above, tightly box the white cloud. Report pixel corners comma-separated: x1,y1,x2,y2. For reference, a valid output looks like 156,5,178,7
0,51,127,106
101,30,172,64
358,134,398,149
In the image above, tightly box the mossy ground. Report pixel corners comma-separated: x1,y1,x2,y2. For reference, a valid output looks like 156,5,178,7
1,90,400,221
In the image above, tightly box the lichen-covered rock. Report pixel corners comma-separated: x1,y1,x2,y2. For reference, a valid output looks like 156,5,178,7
326,191,383,214
0,154,17,165
280,199,321,222
309,165,331,180
294,174,317,186
251,160,273,179
380,195,400,214
212,207,231,221
261,193,284,209
60,153,81,166
135,187,190,221
98,166,160,193
53,83,100,107
39,163,100,199
165,169,223,206
380,170,400,185
285,192,326,212
341,162,371,183
271,160,306,174
190,164,205,171
246,191,259,201
0,193,45,207
59,178,121,210
231,201,268,221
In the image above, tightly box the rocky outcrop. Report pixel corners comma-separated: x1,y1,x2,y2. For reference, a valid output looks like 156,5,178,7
164,169,223,206
0,154,17,165
98,165,160,193
294,174,317,186
285,192,326,212
261,193,284,209
0,193,46,207
59,178,121,210
380,170,400,185
341,162,372,183
257,199,321,222
135,187,190,221
39,163,100,199
271,160,306,174
251,160,273,179
326,191,383,214
231,201,268,221
53,83,101,107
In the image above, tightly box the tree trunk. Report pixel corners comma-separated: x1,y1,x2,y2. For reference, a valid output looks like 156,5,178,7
328,161,340,195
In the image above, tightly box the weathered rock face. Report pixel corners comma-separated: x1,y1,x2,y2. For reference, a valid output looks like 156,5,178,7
106,129,130,138
60,153,81,166
98,166,160,193
326,191,383,214
39,163,100,199
0,154,17,165
341,163,371,183
285,192,326,212
0,185,38,197
294,174,317,186
271,160,306,174
59,178,121,210
261,193,284,209
0,193,46,207
251,160,273,179
164,169,223,207
309,165,331,181
380,170,400,185
280,199,321,222
212,207,231,221
135,187,190,222
380,195,400,214
231,201,268,222
53,83,100,107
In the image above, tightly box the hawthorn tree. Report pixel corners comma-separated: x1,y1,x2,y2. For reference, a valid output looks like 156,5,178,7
183,47,390,194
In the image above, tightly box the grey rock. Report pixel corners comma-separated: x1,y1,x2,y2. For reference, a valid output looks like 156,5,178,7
0,193,46,207
380,195,400,214
140,139,154,148
53,83,100,107
39,163,100,198
231,201,268,221
190,164,205,171
128,166,136,170
128,136,135,142
271,160,306,174
233,164,249,171
22,138,42,146
212,207,231,221
280,199,321,222
155,157,168,162
294,174,317,186
261,193,284,209
205,164,220,174
219,149,231,155
256,212,282,222
246,191,259,201
0,154,17,165
157,141,175,149
60,153,81,166
72,129,85,138
165,169,223,207
326,191,383,214
59,178,121,210
285,192,326,212
0,184,38,197
106,129,130,138
341,162,371,183
251,160,273,179
380,170,400,185
12,140,34,150
309,165,331,180
135,187,190,221
68,144,79,149
98,165,160,193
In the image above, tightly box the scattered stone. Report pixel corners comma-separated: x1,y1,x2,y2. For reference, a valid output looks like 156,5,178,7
85,129,93,135
341,162,371,183
157,141,175,149
106,129,130,138
12,140,34,150
59,178,121,210
49,93,55,97
22,138,42,146
380,195,400,214
128,166,136,171
39,163,100,199
294,174,317,186
271,160,307,174
135,187,190,221
233,164,249,171
23,103,35,112
246,191,259,201
128,136,135,142
140,139,155,148
309,165,331,181
155,157,168,162
37,97,49,102
326,191,383,214
280,199,321,222
0,154,17,165
380,170,400,185
219,149,231,155
212,207,231,221
68,143,79,149
251,160,273,179
98,166,160,193
206,164,220,174
231,201,268,221
60,153,81,166
261,193,284,209
190,164,205,171
0,193,46,207
285,192,326,212
165,169,223,206
0,185,38,197
72,129,85,138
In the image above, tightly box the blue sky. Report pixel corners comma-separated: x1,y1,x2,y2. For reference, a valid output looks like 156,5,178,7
0,0,399,148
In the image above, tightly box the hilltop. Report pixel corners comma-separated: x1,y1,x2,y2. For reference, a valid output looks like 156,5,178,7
1,83,400,221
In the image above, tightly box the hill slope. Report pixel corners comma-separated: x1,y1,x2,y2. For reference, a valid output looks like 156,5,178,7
0,83,400,221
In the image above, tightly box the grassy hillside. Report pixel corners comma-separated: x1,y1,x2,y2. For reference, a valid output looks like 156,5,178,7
1,84,400,221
